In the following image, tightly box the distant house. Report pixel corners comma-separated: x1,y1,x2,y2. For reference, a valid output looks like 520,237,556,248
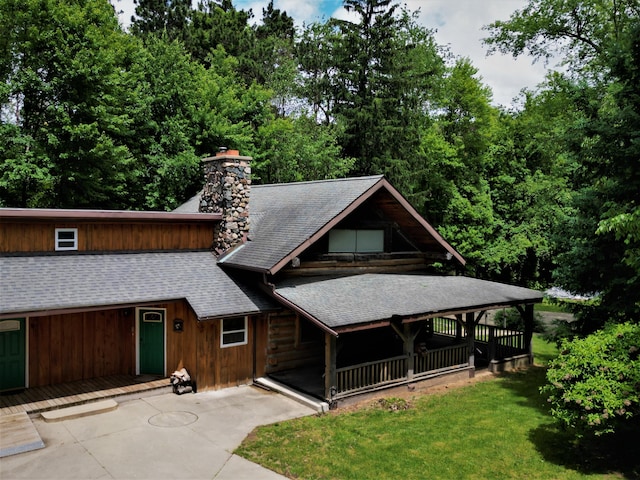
0,151,542,404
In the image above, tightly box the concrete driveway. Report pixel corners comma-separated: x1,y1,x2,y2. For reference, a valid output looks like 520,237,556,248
0,386,315,479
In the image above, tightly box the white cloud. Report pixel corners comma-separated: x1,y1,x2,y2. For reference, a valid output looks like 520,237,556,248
406,0,549,107
112,0,551,107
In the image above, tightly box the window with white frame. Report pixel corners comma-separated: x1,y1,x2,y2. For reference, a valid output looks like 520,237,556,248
55,228,78,251
221,317,248,347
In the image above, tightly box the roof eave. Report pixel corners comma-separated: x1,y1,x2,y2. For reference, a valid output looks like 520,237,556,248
0,208,221,222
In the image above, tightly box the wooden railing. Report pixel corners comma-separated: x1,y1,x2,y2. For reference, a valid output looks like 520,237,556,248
413,343,468,375
432,317,526,361
336,344,470,396
334,318,529,397
336,355,408,395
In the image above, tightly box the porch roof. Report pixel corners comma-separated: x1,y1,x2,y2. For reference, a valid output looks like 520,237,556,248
0,251,275,320
273,274,543,332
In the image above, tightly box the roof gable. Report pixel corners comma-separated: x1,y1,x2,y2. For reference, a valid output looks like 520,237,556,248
218,176,464,274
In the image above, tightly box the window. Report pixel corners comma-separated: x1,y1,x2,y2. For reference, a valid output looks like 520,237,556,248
328,229,384,253
221,317,248,347
55,228,78,251
143,312,163,323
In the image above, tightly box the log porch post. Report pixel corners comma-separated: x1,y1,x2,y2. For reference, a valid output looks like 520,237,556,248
390,321,418,382
523,304,535,364
324,333,337,402
465,312,476,377
455,315,463,341
404,324,415,381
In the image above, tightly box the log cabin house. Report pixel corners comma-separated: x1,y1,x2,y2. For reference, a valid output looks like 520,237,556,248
0,150,543,406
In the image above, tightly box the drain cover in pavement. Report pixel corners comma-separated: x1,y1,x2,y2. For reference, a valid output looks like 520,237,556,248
148,411,198,427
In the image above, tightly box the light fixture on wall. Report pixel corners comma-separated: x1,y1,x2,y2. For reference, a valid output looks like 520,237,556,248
173,318,184,332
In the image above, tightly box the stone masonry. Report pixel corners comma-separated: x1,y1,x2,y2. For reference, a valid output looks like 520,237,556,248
199,150,251,255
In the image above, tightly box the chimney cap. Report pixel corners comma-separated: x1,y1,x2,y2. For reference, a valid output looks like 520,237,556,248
215,147,241,157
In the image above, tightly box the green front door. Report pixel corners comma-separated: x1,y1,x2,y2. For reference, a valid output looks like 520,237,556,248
0,318,26,391
138,309,165,375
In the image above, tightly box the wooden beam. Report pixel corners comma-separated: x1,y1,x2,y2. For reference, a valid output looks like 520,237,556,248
523,304,535,363
324,333,337,402
466,312,476,376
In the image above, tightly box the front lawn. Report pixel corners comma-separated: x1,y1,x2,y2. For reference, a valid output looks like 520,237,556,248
236,337,637,479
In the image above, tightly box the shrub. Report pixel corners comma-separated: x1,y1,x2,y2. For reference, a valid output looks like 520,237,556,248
541,322,640,436
493,307,545,333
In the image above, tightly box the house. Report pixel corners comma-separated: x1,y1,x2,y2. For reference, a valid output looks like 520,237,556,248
0,150,543,405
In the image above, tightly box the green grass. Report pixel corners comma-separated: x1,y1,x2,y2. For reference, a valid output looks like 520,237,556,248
237,337,639,479
536,301,569,313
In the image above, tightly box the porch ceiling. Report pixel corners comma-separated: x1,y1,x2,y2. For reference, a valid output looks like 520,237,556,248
273,274,543,331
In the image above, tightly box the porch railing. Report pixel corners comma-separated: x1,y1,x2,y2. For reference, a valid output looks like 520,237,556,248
413,343,468,376
433,317,527,360
336,355,408,395
333,318,528,398
336,343,470,396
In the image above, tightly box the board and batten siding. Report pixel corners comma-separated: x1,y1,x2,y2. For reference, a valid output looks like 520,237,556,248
0,221,214,253
26,301,265,391
28,309,135,387
170,307,265,390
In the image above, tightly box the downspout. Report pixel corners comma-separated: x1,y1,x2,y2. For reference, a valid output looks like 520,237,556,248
260,274,339,338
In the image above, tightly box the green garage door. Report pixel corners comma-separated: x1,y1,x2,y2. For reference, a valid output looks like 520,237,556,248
0,318,26,391
138,309,165,375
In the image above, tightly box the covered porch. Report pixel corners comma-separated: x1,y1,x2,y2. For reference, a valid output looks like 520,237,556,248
269,273,542,404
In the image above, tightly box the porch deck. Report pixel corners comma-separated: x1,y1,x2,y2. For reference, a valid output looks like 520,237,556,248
0,375,169,416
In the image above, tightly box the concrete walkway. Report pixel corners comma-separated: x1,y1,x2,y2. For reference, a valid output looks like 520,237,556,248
0,386,315,479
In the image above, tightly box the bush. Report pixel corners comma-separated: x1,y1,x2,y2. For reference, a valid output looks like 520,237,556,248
493,307,545,333
541,322,640,436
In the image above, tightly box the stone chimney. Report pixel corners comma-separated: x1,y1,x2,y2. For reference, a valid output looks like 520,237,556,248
199,148,251,255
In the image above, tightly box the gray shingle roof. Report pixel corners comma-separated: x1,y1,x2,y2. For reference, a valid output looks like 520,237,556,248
274,274,543,329
0,251,275,319
218,176,385,272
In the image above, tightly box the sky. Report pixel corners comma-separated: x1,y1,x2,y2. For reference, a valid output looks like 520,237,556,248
112,0,550,108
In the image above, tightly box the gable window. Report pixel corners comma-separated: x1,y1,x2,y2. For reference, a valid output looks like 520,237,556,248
221,317,248,347
55,228,78,251
328,229,384,253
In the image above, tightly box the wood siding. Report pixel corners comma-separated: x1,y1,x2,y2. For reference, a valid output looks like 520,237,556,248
29,310,134,387
26,301,265,391
265,311,324,374
1,221,214,253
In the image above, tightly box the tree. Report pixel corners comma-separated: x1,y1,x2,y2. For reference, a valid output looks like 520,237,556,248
130,0,192,43
425,59,500,276
0,0,139,208
252,115,354,183
541,322,640,436
485,1,640,324
297,2,445,180
553,22,640,327
121,37,204,210
483,0,640,78
249,1,298,116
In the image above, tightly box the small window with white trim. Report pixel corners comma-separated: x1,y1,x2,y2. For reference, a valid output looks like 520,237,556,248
55,228,78,251
221,317,248,347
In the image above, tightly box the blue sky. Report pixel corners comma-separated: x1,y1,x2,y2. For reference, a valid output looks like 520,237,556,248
113,0,551,108
235,0,344,21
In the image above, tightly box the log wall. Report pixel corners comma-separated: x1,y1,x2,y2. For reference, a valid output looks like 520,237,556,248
265,311,324,374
